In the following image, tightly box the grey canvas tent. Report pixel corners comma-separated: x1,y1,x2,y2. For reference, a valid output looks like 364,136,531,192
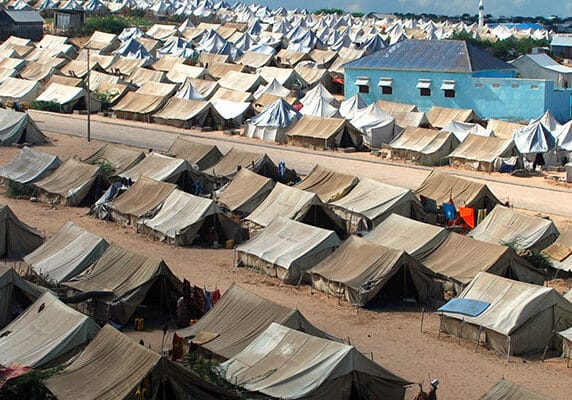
117,152,194,188
390,127,459,166
108,177,176,225
0,108,47,145
448,135,515,172
236,217,341,284
167,137,222,171
469,206,559,252
479,379,552,400
310,236,443,307
24,222,108,284
364,214,449,259
295,164,359,203
439,272,572,355
45,325,239,400
0,264,45,329
176,283,335,359
415,170,501,212
0,292,99,368
419,233,546,294
35,159,105,206
216,168,275,215
63,245,182,325
330,178,424,232
217,323,410,400
83,143,145,176
0,147,60,185
0,204,43,259
138,189,243,246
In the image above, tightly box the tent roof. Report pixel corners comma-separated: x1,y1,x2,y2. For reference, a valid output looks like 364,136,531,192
217,168,274,213
35,159,101,203
376,99,418,114
0,292,99,368
426,106,476,129
201,148,268,179
36,83,85,105
0,147,59,184
295,164,358,203
469,206,559,251
247,98,300,128
109,176,176,219
0,264,46,328
390,127,456,155
479,379,552,400
0,108,47,145
218,70,266,92
448,134,514,163
364,213,449,259
286,115,349,140
153,98,211,121
486,119,526,140
118,152,191,182
112,92,166,115
0,77,40,100
513,121,556,154
168,137,222,170
218,322,409,400
176,283,335,359
83,143,145,175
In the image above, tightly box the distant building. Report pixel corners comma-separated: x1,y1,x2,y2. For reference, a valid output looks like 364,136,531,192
511,52,572,88
344,40,571,122
53,9,84,35
551,35,572,59
0,8,44,41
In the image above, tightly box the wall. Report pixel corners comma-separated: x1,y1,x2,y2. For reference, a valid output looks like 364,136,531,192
511,56,571,88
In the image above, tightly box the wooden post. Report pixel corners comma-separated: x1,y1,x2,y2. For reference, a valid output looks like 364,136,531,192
420,307,425,333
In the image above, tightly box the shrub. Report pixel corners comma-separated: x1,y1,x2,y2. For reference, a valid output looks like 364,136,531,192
30,100,61,112
83,15,130,35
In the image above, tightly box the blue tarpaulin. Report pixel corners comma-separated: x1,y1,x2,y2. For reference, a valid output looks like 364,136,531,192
442,202,456,221
438,298,491,317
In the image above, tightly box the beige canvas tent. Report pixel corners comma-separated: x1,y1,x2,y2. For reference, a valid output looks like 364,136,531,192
559,326,572,364
486,119,526,140
84,31,120,54
113,92,169,122
390,127,459,166
479,379,552,400
469,206,559,252
45,325,239,400
24,221,108,284
165,63,208,83
448,135,515,172
287,115,363,150
0,147,60,185
364,214,449,259
295,164,359,203
0,264,46,329
376,100,418,114
0,204,43,259
18,62,56,82
63,245,182,325
167,137,222,170
217,323,410,400
236,217,341,284
117,152,193,187
176,283,334,359
152,98,215,129
439,272,572,355
139,189,243,246
83,143,145,176
35,159,105,206
108,177,176,225
0,292,99,368
543,227,572,272
420,233,546,293
0,77,41,104
246,183,346,235
218,70,266,93
216,168,275,215
426,106,477,129
330,178,424,231
152,55,186,72
415,170,501,211
126,67,168,87
310,236,443,307
36,83,100,113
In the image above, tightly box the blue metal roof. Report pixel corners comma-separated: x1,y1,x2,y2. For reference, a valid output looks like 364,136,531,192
3,9,44,23
344,40,515,73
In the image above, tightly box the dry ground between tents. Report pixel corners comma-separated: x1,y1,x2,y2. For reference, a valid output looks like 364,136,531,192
1,132,571,400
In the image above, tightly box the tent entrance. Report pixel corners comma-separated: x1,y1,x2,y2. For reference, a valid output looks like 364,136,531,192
301,205,345,237
134,277,179,323
368,266,420,308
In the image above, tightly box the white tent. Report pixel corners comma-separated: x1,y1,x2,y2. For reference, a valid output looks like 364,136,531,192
350,103,397,148
242,98,300,143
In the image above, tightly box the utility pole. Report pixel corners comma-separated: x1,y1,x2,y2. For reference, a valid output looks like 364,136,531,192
86,46,91,142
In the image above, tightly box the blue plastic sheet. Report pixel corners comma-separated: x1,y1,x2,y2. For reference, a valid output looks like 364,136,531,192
438,298,490,317
442,202,456,221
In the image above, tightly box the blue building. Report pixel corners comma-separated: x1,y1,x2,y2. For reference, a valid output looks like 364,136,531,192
344,40,572,122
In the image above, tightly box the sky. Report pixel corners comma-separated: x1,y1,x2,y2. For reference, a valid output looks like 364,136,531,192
245,0,572,18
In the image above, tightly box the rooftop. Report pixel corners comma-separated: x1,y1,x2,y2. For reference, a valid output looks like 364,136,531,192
2,9,44,24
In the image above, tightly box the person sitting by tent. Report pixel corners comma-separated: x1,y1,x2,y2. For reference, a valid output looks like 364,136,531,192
532,153,545,171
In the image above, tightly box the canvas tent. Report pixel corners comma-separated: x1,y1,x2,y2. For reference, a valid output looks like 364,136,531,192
295,164,358,203
426,106,477,129
34,159,105,206
83,143,145,176
0,147,60,185
63,245,182,325
486,119,526,140
139,189,243,246
108,177,176,225
36,83,100,113
0,292,99,368
330,178,423,231
236,217,341,284
0,204,41,260
479,379,552,400
117,152,193,187
0,264,45,329
439,272,572,355
243,98,301,143
543,226,572,272
415,170,501,212
113,92,169,122
350,103,397,148
448,135,515,172
310,236,443,307
390,127,459,166
286,115,362,149
364,214,449,259
176,284,334,359
167,137,222,170
0,77,41,104
24,222,108,284
469,206,559,252
513,120,556,155
246,183,346,235
217,323,410,400
216,168,274,215
0,109,47,145
44,325,239,400
419,233,545,293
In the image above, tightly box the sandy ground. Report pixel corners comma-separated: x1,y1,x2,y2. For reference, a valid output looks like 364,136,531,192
2,132,572,399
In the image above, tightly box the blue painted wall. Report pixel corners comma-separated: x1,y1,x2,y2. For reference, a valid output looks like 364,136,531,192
344,67,571,122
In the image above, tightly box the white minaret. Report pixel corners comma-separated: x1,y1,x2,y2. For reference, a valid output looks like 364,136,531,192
478,0,485,28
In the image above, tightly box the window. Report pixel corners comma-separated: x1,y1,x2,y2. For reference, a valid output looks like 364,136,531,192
355,77,370,94
530,84,539,90
382,86,393,95
416,79,431,96
359,85,369,94
378,77,393,95
474,83,483,88
440,80,456,98
444,90,455,98
492,83,500,88
512,83,520,89
420,88,431,96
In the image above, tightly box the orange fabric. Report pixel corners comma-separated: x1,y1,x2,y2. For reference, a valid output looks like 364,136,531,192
459,206,475,228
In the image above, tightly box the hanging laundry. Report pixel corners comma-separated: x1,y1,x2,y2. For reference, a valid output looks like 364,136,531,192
459,206,475,228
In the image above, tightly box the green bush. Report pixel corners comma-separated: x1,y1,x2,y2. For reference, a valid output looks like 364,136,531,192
448,32,549,61
83,15,130,34
0,367,61,400
30,100,61,112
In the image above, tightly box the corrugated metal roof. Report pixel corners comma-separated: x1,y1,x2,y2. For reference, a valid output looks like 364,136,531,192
3,10,44,23
525,53,572,74
551,35,572,48
344,40,515,73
